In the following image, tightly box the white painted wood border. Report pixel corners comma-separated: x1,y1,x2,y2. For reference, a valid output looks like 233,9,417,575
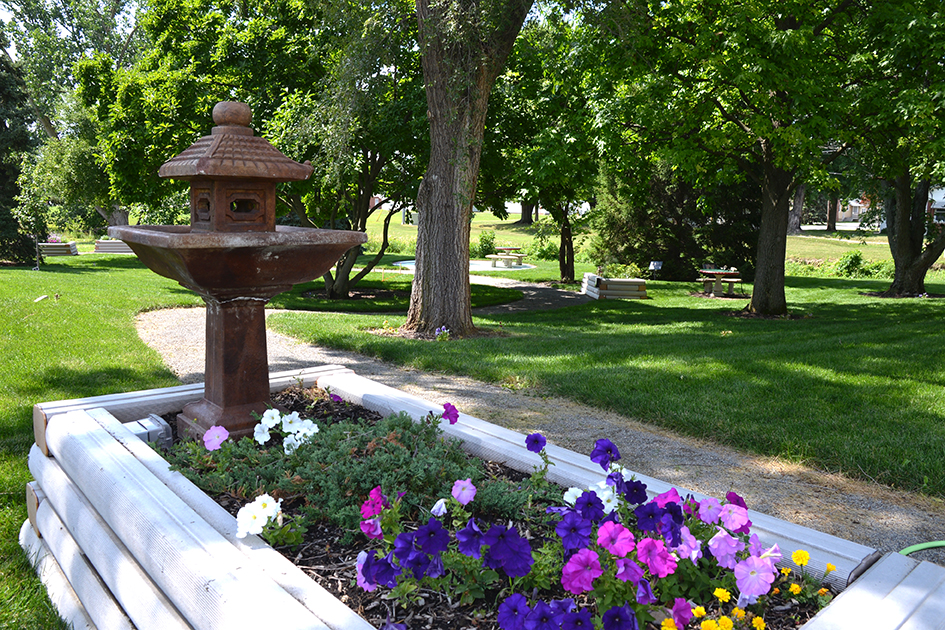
42,409,327,630
18,520,96,630
29,444,193,630
317,371,875,592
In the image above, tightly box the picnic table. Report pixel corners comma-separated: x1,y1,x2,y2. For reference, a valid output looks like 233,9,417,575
699,268,742,294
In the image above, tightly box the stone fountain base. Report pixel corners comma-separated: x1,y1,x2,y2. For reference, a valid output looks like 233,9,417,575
22,366,882,629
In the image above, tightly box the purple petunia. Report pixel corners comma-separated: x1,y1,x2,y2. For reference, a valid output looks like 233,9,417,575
415,517,450,554
734,554,776,599
635,578,657,605
615,558,644,584
525,432,547,453
329,393,344,403
497,593,530,630
361,550,399,588
442,402,459,424
589,438,621,470
560,609,594,630
483,524,534,578
524,601,559,630
457,517,484,558
672,598,694,629
556,511,592,551
634,502,663,533
575,491,605,522
601,604,639,630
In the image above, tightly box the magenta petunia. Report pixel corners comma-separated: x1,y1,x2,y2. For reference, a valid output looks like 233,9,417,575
635,537,677,578
734,554,776,598
451,478,477,505
561,548,603,594
360,517,383,540
671,597,693,628
442,402,459,424
597,521,636,557
202,425,228,451
653,488,681,508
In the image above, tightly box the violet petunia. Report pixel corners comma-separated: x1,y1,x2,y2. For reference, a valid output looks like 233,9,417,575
698,497,723,524
457,517,484,558
416,517,450,554
589,438,621,470
556,511,592,551
523,601,559,630
442,402,459,424
497,593,530,630
615,558,644,584
525,432,547,453
202,425,228,451
708,527,746,570
575,491,605,522
483,524,534,578
636,577,657,605
601,604,639,630
671,598,694,629
734,555,776,599
560,609,594,630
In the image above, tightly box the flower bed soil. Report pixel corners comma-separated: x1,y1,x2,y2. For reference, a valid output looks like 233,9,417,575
168,387,829,630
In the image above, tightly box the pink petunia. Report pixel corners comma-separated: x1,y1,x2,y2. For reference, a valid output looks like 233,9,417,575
635,537,677,578
698,497,723,524
202,425,229,451
451,478,477,505
654,488,682,508
597,521,636,557
707,527,745,570
562,548,604,594
442,402,459,424
719,503,749,532
734,555,776,599
360,517,383,540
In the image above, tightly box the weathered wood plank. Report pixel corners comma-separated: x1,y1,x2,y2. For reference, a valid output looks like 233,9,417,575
26,481,44,536
29,445,193,630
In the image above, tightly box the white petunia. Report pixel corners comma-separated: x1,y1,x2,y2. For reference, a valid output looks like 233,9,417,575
236,503,266,538
431,498,448,517
252,493,281,520
598,486,619,514
260,408,282,429
283,433,300,455
293,419,319,441
253,423,271,445
563,487,583,506
281,411,302,433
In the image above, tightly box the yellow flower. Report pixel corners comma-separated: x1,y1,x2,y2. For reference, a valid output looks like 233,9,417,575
662,620,678,630
780,567,792,576
719,616,734,630
825,562,837,575
714,587,731,603
752,618,767,630
732,607,746,620
693,606,707,618
701,621,719,630
790,583,803,595
791,549,810,567
818,588,829,596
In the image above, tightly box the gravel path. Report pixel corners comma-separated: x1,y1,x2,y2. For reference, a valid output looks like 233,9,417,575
135,278,945,566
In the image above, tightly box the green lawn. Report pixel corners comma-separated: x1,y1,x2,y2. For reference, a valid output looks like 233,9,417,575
2,235,943,626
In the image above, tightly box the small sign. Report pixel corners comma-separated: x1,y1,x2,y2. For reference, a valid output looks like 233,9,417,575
649,261,663,271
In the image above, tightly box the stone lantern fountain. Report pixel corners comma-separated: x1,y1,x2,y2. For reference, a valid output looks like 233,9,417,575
110,101,366,440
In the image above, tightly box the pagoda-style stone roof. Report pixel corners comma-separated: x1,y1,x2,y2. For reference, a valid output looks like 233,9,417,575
159,101,313,182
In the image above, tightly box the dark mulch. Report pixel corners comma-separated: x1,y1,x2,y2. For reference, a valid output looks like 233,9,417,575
176,388,831,629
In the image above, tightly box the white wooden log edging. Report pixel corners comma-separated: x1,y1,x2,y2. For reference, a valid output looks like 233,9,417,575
28,444,194,630
41,409,328,630
316,371,873,593
18,520,96,630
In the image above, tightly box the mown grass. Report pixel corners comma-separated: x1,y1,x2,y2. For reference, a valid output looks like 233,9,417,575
269,275,945,499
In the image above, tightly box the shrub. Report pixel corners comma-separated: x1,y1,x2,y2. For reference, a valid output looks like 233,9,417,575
597,262,644,279
471,230,497,258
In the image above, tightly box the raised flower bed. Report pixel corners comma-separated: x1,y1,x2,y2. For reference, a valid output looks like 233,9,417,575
21,365,879,629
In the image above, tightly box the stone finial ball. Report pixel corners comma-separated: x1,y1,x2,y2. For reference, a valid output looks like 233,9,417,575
212,101,252,127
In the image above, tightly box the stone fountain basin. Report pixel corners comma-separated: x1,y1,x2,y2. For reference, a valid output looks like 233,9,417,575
109,225,366,297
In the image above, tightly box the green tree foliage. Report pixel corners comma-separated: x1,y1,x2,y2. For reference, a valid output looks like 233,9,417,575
848,0,945,296
580,0,859,314
590,161,759,282
0,48,38,263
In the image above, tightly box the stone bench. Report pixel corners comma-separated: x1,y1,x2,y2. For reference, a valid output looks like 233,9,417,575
485,253,525,267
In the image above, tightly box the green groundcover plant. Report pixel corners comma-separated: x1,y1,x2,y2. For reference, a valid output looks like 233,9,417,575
167,392,834,630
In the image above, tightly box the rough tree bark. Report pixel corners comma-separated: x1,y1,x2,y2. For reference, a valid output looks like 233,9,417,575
404,0,533,336
883,174,945,296
557,208,574,282
826,191,838,231
748,143,796,316
787,183,805,234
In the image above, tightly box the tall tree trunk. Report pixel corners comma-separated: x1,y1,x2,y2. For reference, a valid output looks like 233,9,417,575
404,0,533,336
558,210,574,282
787,183,805,234
826,191,838,231
95,203,129,226
748,149,795,315
515,200,536,225
882,174,945,296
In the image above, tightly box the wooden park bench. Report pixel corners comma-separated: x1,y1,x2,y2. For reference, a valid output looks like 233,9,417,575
485,253,526,267
94,240,135,254
39,242,79,256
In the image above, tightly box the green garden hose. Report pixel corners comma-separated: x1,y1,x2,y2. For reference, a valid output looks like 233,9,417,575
899,541,945,556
